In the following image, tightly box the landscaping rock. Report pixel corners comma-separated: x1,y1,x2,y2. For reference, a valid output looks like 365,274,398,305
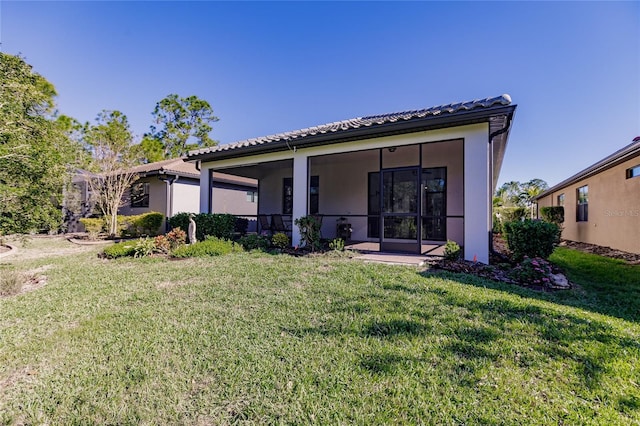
548,273,570,289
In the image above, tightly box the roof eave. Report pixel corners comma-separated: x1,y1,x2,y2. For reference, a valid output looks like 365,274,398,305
188,105,516,163
535,143,640,200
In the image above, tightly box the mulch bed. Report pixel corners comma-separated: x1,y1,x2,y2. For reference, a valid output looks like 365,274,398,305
559,240,640,264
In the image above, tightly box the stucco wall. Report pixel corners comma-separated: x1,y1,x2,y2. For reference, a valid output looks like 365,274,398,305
172,180,200,215
537,156,640,254
257,165,293,216
211,184,258,216
118,177,167,217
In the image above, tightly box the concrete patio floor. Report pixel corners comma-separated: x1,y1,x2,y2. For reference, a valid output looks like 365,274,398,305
346,241,444,266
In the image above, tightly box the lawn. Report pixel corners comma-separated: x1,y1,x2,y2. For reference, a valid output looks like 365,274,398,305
1,237,639,424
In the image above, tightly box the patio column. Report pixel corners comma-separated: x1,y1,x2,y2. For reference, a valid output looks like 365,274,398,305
291,153,308,247
199,167,211,213
464,128,490,263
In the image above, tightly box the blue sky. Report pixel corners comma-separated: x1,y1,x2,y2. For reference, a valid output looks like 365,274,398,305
2,1,638,187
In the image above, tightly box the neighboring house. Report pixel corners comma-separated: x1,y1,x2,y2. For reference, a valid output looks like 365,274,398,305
64,158,258,232
187,94,517,263
535,137,640,255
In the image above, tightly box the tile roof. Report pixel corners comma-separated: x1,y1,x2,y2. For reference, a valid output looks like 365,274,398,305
130,158,200,178
188,94,513,159
535,137,640,200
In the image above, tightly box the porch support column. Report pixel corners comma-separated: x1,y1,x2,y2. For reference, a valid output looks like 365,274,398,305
463,128,490,263
199,167,212,213
291,153,308,247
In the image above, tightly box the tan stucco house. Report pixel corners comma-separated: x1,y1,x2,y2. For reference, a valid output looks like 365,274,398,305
187,95,517,263
535,137,640,255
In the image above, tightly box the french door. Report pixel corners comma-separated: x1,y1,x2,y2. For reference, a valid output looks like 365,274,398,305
380,167,420,253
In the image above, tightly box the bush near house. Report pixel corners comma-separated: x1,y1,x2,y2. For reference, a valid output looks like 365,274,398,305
540,206,565,225
171,237,243,258
80,212,164,238
78,218,104,239
237,234,271,252
493,206,527,234
168,213,237,241
119,212,164,237
503,219,561,261
102,241,137,258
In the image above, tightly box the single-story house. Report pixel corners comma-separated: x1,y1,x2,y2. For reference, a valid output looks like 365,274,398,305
535,137,640,255
64,158,258,232
186,94,517,263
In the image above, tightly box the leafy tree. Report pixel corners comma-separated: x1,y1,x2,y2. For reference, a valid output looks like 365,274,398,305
82,110,139,236
494,179,549,219
145,94,219,161
0,53,82,234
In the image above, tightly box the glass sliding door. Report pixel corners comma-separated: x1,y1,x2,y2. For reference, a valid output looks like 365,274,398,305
381,167,420,253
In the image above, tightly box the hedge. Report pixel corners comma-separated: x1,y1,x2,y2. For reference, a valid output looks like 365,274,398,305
540,206,564,224
168,213,237,242
79,212,164,238
503,219,561,261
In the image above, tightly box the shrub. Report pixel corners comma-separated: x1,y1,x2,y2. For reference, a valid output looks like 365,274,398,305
168,213,236,241
133,237,156,258
171,237,243,258
79,218,104,239
102,241,136,259
329,238,345,252
503,220,561,261
540,206,564,225
509,257,554,287
238,234,271,252
272,232,289,249
234,217,249,235
494,207,527,234
166,227,187,249
154,235,171,254
119,212,164,237
443,240,461,261
294,215,322,251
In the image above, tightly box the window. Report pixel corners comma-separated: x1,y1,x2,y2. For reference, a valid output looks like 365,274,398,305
557,193,565,206
246,191,258,203
282,178,293,214
576,185,588,222
130,182,149,208
282,176,319,215
627,165,640,179
310,176,319,215
368,172,380,238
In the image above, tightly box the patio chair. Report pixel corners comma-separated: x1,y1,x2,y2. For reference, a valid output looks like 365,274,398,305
271,214,291,236
258,215,271,234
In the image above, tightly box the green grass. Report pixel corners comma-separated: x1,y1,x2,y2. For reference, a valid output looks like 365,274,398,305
1,238,639,424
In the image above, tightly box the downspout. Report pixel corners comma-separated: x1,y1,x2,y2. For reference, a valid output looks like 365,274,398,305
159,173,179,232
488,113,514,256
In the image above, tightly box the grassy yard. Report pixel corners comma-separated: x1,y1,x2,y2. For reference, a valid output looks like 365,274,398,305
1,238,639,424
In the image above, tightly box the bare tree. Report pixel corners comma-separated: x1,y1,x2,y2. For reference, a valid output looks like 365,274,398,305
83,111,138,237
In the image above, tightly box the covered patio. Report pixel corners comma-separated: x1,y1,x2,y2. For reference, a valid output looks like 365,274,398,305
188,95,516,263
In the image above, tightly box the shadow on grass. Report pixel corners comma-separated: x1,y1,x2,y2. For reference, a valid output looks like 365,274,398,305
422,265,640,324
283,273,640,391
